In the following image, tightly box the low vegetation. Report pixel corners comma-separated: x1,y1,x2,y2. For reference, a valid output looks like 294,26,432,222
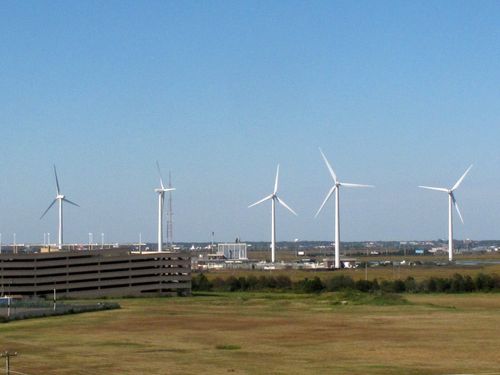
192,272,500,294
2,293,500,374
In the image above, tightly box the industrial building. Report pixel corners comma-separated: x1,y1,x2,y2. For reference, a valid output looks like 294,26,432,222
216,242,248,260
0,249,191,298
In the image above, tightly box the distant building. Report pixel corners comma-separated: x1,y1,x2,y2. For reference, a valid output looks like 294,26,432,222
217,243,247,260
323,258,357,269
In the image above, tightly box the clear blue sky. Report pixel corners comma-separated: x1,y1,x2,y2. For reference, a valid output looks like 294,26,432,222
1,1,499,244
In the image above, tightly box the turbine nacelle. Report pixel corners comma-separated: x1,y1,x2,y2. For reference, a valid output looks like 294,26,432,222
418,164,472,225
155,188,175,194
316,148,374,218
248,164,298,216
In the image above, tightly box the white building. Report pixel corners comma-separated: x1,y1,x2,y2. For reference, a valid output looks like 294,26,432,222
217,243,248,260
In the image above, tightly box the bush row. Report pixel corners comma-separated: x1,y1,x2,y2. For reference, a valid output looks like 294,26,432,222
192,273,500,294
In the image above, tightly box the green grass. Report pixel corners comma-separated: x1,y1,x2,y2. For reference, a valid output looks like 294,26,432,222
327,290,410,306
1,292,500,374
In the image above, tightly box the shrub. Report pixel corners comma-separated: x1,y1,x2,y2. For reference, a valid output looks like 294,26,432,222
295,277,324,293
424,277,437,293
475,273,495,291
246,275,259,290
324,275,355,292
355,279,374,293
404,277,417,293
435,278,451,293
463,275,475,292
450,274,465,293
226,276,241,292
493,274,500,290
275,275,292,290
211,277,226,291
192,273,213,291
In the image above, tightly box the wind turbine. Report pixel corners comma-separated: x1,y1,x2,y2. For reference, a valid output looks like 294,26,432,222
419,165,473,262
248,164,297,263
315,149,374,269
155,161,175,252
40,165,80,250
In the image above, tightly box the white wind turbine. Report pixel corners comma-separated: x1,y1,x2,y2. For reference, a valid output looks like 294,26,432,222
155,161,175,252
40,165,80,250
248,165,297,263
315,149,374,269
419,165,473,262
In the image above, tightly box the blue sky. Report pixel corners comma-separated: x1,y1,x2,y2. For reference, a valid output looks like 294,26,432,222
1,1,499,244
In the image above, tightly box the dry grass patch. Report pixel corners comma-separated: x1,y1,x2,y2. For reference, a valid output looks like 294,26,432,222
1,293,500,374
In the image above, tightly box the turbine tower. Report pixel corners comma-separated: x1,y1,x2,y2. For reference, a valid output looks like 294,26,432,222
419,165,473,262
248,164,297,263
315,149,374,269
155,161,175,252
166,171,174,248
40,165,80,250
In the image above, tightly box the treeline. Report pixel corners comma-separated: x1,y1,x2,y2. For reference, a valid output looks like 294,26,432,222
192,273,500,294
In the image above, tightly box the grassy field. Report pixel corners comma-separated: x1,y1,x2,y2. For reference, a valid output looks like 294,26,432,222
204,261,500,282
1,292,500,374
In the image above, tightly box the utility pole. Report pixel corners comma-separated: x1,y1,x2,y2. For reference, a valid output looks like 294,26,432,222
1,351,17,375
101,233,104,249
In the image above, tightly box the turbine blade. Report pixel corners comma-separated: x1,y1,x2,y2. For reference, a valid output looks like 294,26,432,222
315,185,336,218
248,194,273,208
63,198,80,207
53,165,61,195
276,196,298,216
452,194,464,224
341,182,375,188
452,164,473,191
274,164,280,194
418,186,448,192
40,199,57,219
156,161,165,189
163,188,176,192
319,148,338,184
